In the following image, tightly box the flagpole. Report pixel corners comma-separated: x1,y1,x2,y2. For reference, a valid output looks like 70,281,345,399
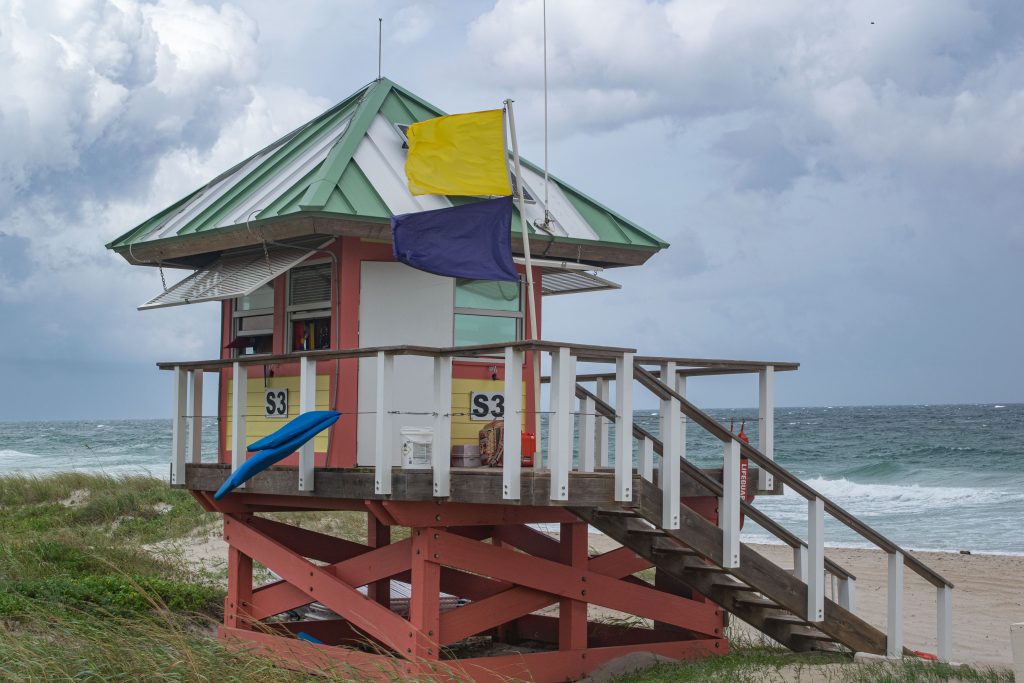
504,98,543,440
503,99,537,342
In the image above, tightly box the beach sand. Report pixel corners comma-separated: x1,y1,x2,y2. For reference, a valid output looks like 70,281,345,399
583,534,1023,666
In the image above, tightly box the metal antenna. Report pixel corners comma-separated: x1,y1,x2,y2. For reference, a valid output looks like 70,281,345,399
542,0,551,225
377,18,383,80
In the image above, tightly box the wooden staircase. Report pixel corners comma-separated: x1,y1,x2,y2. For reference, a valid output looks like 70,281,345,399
565,361,955,659
572,489,886,655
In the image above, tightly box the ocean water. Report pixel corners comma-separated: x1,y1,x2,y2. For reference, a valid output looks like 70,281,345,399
1,404,1021,555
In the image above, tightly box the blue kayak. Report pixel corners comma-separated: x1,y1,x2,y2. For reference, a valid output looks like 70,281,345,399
214,410,341,500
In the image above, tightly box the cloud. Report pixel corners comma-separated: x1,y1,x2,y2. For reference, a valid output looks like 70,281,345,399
0,1,331,419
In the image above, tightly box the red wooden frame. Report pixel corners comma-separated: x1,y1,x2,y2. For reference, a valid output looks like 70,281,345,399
203,494,726,682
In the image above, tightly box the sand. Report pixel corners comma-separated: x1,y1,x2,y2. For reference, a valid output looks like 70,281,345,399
583,534,1023,666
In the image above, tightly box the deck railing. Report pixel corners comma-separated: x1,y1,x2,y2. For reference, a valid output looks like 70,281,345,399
161,340,952,661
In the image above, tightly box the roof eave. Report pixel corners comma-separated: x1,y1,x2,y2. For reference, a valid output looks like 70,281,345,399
110,211,662,269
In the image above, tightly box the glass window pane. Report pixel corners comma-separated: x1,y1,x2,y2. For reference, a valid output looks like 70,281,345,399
238,314,273,333
455,279,520,312
236,283,274,311
454,314,518,346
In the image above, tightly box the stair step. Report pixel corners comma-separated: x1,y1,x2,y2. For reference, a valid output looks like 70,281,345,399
650,539,697,555
686,564,731,574
594,507,639,517
629,527,668,536
709,577,759,592
763,614,809,626
732,595,778,609
789,628,836,643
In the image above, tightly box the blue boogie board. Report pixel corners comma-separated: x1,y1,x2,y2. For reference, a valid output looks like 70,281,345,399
214,410,341,500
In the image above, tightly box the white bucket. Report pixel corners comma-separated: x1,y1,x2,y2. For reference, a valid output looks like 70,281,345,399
400,427,433,469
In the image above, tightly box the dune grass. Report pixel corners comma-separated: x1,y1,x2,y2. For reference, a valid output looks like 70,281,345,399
0,472,1013,682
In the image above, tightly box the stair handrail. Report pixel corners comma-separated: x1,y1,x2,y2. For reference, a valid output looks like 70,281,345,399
574,383,856,583
632,365,952,590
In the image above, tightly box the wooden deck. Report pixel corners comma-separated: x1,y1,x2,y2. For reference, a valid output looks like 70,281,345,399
182,463,782,507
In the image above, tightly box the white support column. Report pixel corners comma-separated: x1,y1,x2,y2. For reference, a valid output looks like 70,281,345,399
720,438,741,568
676,375,687,464
188,370,203,465
579,394,596,473
374,351,394,495
758,366,775,491
596,377,610,468
170,366,188,486
432,355,453,497
838,577,856,613
807,496,825,622
793,545,808,581
503,347,523,500
298,356,317,492
887,552,904,657
549,347,574,501
640,437,654,483
937,584,953,662
660,362,680,529
614,353,634,502
230,362,248,481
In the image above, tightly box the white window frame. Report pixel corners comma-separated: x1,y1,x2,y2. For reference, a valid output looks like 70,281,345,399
231,283,275,357
453,278,524,351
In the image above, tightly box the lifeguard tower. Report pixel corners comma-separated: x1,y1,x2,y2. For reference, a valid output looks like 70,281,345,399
108,78,954,681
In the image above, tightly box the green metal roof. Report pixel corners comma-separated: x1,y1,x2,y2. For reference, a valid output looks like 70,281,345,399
107,78,668,261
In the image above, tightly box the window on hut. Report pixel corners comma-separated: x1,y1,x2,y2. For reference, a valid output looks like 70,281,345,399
232,283,275,356
454,278,522,346
288,262,333,351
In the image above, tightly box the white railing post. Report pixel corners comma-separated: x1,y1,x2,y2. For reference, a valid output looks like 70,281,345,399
937,584,952,662
838,576,856,613
676,375,687,464
614,352,634,502
503,347,523,500
188,369,203,465
887,552,904,657
790,544,806,581
579,394,596,473
758,365,774,490
793,545,808,581
549,346,574,501
298,356,316,492
231,361,247,485
432,355,452,497
720,438,741,568
374,351,394,495
596,377,610,468
170,366,187,485
660,362,680,529
640,437,654,482
807,496,825,622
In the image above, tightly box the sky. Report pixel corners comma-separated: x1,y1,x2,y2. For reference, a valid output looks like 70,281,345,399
0,0,1022,420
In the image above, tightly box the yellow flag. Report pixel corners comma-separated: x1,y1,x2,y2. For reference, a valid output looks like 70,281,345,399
405,109,512,197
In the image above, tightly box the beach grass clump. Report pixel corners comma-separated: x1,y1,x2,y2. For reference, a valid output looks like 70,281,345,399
0,602,350,682
612,651,1015,682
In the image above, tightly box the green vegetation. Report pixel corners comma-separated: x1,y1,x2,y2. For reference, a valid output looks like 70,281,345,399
0,473,1012,682
613,650,1014,682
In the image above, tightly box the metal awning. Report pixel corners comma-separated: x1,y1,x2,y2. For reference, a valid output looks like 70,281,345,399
513,257,621,296
139,242,327,310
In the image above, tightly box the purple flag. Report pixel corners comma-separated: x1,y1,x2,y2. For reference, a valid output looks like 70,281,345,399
391,196,518,282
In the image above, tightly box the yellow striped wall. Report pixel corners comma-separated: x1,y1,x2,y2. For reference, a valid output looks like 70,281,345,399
451,378,526,446
225,376,332,451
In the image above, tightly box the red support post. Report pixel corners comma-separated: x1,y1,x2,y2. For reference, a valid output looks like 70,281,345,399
410,528,442,660
367,512,392,608
559,521,588,650
225,515,253,631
